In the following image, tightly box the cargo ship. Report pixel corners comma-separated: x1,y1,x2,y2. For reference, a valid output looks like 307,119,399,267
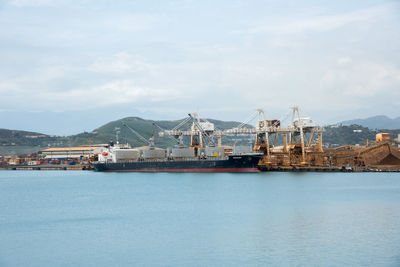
92,145,262,173
91,115,262,172
92,154,261,172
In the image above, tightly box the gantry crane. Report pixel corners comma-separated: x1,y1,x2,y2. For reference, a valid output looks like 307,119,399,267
155,107,324,166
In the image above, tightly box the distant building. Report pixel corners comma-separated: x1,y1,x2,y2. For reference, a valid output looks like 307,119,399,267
376,133,391,142
398,134,400,148
8,158,22,165
40,145,107,160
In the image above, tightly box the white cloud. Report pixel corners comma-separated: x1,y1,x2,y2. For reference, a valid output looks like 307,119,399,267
101,14,162,33
7,0,59,7
320,61,400,98
88,53,153,74
0,81,18,92
337,57,352,65
82,80,179,104
0,6,162,48
0,78,181,111
247,4,395,35
57,80,180,110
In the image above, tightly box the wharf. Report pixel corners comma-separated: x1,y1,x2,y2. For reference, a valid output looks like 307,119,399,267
258,165,345,172
0,164,93,171
258,165,400,172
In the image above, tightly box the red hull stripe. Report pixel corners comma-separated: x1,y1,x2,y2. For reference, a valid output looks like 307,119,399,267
103,168,260,173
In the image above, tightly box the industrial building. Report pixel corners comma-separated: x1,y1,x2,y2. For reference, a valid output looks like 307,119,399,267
376,133,391,142
40,145,107,160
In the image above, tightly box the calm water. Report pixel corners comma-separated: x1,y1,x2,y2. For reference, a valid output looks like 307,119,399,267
0,171,399,266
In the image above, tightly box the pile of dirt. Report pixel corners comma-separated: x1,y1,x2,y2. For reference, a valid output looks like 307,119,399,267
378,153,400,165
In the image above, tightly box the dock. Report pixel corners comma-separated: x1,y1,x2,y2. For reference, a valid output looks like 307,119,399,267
0,164,93,171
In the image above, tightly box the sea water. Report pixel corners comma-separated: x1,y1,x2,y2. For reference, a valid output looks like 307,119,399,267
0,171,399,266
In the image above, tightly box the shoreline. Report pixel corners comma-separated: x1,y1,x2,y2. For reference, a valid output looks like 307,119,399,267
1,164,399,172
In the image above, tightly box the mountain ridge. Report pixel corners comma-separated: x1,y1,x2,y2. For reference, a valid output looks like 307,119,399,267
341,115,400,130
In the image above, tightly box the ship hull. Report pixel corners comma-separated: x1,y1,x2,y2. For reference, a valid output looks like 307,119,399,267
92,155,261,173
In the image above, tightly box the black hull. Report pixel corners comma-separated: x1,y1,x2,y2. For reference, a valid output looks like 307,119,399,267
92,155,261,173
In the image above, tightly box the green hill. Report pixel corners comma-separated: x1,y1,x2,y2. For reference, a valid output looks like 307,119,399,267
323,125,376,146
0,128,66,147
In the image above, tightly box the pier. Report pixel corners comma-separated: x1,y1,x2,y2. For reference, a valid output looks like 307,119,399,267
0,164,93,171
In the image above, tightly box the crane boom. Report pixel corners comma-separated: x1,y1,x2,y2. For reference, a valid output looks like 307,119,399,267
173,117,191,131
236,111,258,130
122,122,152,146
153,122,184,146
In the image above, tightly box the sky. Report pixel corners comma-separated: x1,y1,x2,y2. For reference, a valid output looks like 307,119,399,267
0,0,399,135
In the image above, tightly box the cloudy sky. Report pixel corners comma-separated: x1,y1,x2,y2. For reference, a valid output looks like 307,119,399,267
0,0,399,134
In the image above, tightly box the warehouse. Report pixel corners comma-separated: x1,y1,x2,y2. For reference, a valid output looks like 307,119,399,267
40,145,106,160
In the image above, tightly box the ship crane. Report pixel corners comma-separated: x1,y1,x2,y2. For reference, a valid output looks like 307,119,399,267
152,122,185,148
188,113,216,147
122,122,155,149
